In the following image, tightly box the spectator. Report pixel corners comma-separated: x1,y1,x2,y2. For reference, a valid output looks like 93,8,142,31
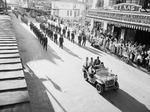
82,34,86,46
137,53,142,66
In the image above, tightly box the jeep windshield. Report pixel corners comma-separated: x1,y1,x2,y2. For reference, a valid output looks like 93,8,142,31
95,68,109,77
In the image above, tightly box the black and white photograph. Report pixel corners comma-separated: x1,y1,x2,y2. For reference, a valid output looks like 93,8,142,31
0,0,150,112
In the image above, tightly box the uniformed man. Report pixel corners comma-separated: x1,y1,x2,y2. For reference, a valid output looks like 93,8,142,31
67,29,70,40
59,34,64,49
71,31,75,43
54,32,58,44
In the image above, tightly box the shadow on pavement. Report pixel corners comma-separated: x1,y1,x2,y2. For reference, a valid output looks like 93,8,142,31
127,62,150,75
102,89,150,112
25,69,55,112
85,81,150,112
11,14,64,64
25,66,67,112
46,76,62,92
74,41,104,56
63,46,81,60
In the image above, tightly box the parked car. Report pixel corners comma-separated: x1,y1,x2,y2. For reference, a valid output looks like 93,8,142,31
36,16,47,23
82,66,119,94
91,38,101,49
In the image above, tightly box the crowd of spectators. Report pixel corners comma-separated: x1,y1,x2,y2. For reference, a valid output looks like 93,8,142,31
90,28,150,72
31,13,150,72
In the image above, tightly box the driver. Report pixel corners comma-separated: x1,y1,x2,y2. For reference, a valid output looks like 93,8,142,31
93,56,101,69
88,57,96,78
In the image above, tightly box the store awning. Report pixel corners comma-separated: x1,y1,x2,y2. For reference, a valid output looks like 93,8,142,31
109,21,150,31
86,9,150,32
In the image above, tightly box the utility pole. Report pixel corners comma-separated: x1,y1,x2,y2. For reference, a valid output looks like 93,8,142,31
5,0,7,12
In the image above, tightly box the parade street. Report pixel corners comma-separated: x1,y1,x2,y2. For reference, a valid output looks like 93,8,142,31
11,14,150,112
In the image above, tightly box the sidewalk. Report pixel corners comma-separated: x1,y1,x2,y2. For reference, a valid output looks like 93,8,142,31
43,19,150,74
0,15,32,112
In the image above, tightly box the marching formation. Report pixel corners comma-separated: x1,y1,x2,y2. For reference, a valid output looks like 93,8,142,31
39,22,64,49
30,22,48,50
38,19,88,50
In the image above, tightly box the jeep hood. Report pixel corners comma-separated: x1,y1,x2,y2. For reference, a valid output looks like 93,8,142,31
95,69,115,81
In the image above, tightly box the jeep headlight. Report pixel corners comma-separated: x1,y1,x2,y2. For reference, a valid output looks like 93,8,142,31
115,75,118,80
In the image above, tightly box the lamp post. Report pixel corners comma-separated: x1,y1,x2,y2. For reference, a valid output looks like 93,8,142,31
3,0,7,12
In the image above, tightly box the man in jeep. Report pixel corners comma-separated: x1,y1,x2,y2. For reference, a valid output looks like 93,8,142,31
93,56,101,69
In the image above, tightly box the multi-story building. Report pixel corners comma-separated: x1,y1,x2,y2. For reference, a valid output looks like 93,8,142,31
0,0,5,10
51,0,85,20
86,0,150,45
80,0,93,9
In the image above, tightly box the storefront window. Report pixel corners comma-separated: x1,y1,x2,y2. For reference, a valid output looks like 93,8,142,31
67,10,69,16
70,10,72,16
140,0,150,9
116,0,126,4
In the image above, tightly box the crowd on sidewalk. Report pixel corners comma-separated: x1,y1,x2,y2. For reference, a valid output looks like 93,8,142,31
39,16,150,72
13,8,150,72
90,29,150,72
50,16,150,72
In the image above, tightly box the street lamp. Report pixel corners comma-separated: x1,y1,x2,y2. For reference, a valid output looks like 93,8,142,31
4,0,7,12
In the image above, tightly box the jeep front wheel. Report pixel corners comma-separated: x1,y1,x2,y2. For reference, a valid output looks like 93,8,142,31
96,83,104,94
113,81,119,91
84,72,88,81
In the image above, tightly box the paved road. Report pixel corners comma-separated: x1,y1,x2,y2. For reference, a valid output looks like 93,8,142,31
11,14,150,112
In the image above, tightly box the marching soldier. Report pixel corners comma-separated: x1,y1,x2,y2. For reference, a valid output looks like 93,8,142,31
43,35,48,50
51,30,54,41
63,27,66,38
59,34,64,49
71,31,75,43
82,34,87,46
67,29,70,40
54,32,58,44
78,34,82,46
59,26,61,34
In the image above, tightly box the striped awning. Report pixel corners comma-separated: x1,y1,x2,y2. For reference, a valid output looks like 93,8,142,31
108,21,150,32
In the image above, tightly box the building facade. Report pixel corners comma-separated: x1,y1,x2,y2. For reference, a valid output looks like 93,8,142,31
51,1,85,19
87,0,150,45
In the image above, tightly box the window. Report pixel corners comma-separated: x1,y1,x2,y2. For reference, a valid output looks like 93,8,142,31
116,0,126,4
67,10,69,16
141,0,150,9
70,10,72,16
74,10,79,16
78,10,80,16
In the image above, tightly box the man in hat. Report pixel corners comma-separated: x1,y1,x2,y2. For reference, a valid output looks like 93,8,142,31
71,31,75,43
59,34,64,49
63,27,66,38
54,32,58,44
67,29,70,40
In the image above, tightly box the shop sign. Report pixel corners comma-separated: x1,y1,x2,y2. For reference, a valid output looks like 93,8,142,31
113,3,142,12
